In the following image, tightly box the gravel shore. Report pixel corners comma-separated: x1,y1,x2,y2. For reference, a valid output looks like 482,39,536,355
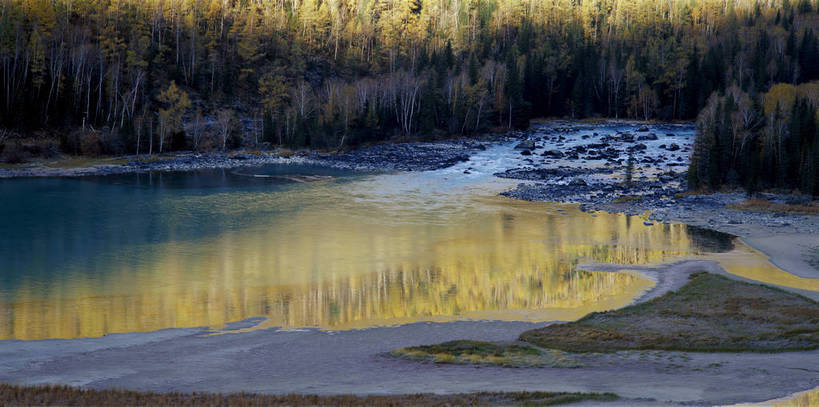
0,138,496,178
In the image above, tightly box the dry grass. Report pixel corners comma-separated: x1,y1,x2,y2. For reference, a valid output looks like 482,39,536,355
519,273,819,353
0,383,619,406
727,198,819,215
529,117,555,124
133,155,176,163
576,117,609,124
612,195,644,203
43,156,129,169
391,340,581,368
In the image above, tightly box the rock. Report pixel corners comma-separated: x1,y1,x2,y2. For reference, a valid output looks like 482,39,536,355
541,150,564,158
638,133,659,141
515,140,536,150
636,126,649,132
520,150,532,156
667,143,680,151
569,177,587,186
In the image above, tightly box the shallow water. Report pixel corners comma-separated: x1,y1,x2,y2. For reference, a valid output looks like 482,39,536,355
0,141,796,340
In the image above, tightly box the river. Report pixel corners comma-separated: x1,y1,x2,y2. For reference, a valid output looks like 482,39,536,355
0,140,797,340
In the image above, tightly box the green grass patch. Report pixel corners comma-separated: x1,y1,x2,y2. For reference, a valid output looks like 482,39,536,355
0,383,619,406
391,340,581,368
520,273,819,353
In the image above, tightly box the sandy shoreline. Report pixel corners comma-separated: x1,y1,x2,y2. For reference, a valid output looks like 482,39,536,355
0,316,817,406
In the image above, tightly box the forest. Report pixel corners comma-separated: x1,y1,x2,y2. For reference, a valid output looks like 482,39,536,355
688,82,819,195
1,0,819,193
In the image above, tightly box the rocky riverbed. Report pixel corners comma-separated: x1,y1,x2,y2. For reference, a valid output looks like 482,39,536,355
497,120,694,209
493,121,819,240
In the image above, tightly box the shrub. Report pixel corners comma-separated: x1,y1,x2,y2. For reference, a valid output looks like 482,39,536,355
1,141,28,163
79,130,102,156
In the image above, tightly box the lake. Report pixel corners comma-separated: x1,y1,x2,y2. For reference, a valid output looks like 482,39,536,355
0,141,788,340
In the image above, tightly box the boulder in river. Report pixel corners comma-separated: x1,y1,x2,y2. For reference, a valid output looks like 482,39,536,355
629,143,648,152
636,126,650,132
638,133,659,141
515,140,536,150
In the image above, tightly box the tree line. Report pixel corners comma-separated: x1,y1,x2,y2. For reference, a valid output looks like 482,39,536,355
1,0,819,158
688,82,819,195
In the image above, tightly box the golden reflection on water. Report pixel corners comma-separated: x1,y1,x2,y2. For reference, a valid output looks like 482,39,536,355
772,388,819,407
1,168,814,341
730,387,819,407
706,241,819,292
0,180,701,340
